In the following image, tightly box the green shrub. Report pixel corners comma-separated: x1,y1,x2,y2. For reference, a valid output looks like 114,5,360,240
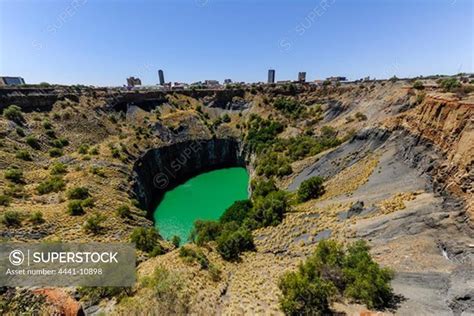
51,138,69,148
222,114,231,123
279,268,336,315
89,147,99,155
274,97,303,118
343,240,394,309
256,152,292,178
250,190,288,228
48,148,63,157
171,235,181,248
84,212,106,234
140,267,188,313
298,176,325,202
413,81,424,90
5,167,23,183
245,115,284,152
16,127,25,137
355,112,368,121
216,227,254,261
278,240,394,314
16,149,32,161
0,194,11,206
50,162,67,175
44,129,56,138
1,210,22,227
149,244,165,257
130,227,160,253
25,135,41,149
37,176,65,194
30,211,45,225
90,166,106,177
3,105,24,123
220,200,253,225
67,200,85,216
116,204,131,218
179,246,209,269
80,197,95,208
189,220,222,246
78,144,90,154
250,178,278,198
439,78,461,92
42,121,53,129
67,187,90,200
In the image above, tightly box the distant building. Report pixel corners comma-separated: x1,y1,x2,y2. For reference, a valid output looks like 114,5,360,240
298,72,306,83
204,80,220,87
268,69,275,84
126,76,141,87
0,76,25,86
326,76,347,82
224,79,232,84
158,70,165,85
276,80,291,84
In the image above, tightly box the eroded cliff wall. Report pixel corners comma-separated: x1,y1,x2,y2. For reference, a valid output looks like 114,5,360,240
131,138,246,212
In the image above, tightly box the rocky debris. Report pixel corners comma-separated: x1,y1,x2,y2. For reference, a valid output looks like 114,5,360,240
347,201,364,218
33,288,83,316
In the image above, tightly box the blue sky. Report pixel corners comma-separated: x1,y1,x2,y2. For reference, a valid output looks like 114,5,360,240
0,0,472,86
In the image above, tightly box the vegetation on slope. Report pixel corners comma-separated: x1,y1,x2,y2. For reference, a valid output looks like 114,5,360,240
279,240,394,315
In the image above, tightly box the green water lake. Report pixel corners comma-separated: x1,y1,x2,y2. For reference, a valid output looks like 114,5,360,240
153,167,249,242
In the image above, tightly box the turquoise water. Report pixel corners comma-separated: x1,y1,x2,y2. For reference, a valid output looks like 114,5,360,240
153,167,249,242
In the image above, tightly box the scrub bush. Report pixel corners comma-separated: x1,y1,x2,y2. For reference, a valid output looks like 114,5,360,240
67,187,90,200
130,227,160,253
2,210,22,227
30,211,45,225
67,200,85,216
297,176,325,202
25,135,40,149
5,167,23,183
16,149,32,161
3,105,24,123
37,176,65,194
116,204,131,218
278,240,394,314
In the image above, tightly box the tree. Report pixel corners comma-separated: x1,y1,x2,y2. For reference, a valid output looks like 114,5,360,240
251,178,277,198
220,200,253,225
278,240,394,314
130,227,160,253
171,235,181,248
413,80,424,90
279,266,336,315
250,190,288,227
439,78,461,92
343,240,394,309
298,176,325,202
189,220,221,246
216,227,254,261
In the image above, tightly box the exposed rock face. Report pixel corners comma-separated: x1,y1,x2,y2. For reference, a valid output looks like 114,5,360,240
132,138,246,212
394,96,473,220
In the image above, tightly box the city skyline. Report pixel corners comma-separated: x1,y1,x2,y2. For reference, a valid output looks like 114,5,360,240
1,0,472,86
